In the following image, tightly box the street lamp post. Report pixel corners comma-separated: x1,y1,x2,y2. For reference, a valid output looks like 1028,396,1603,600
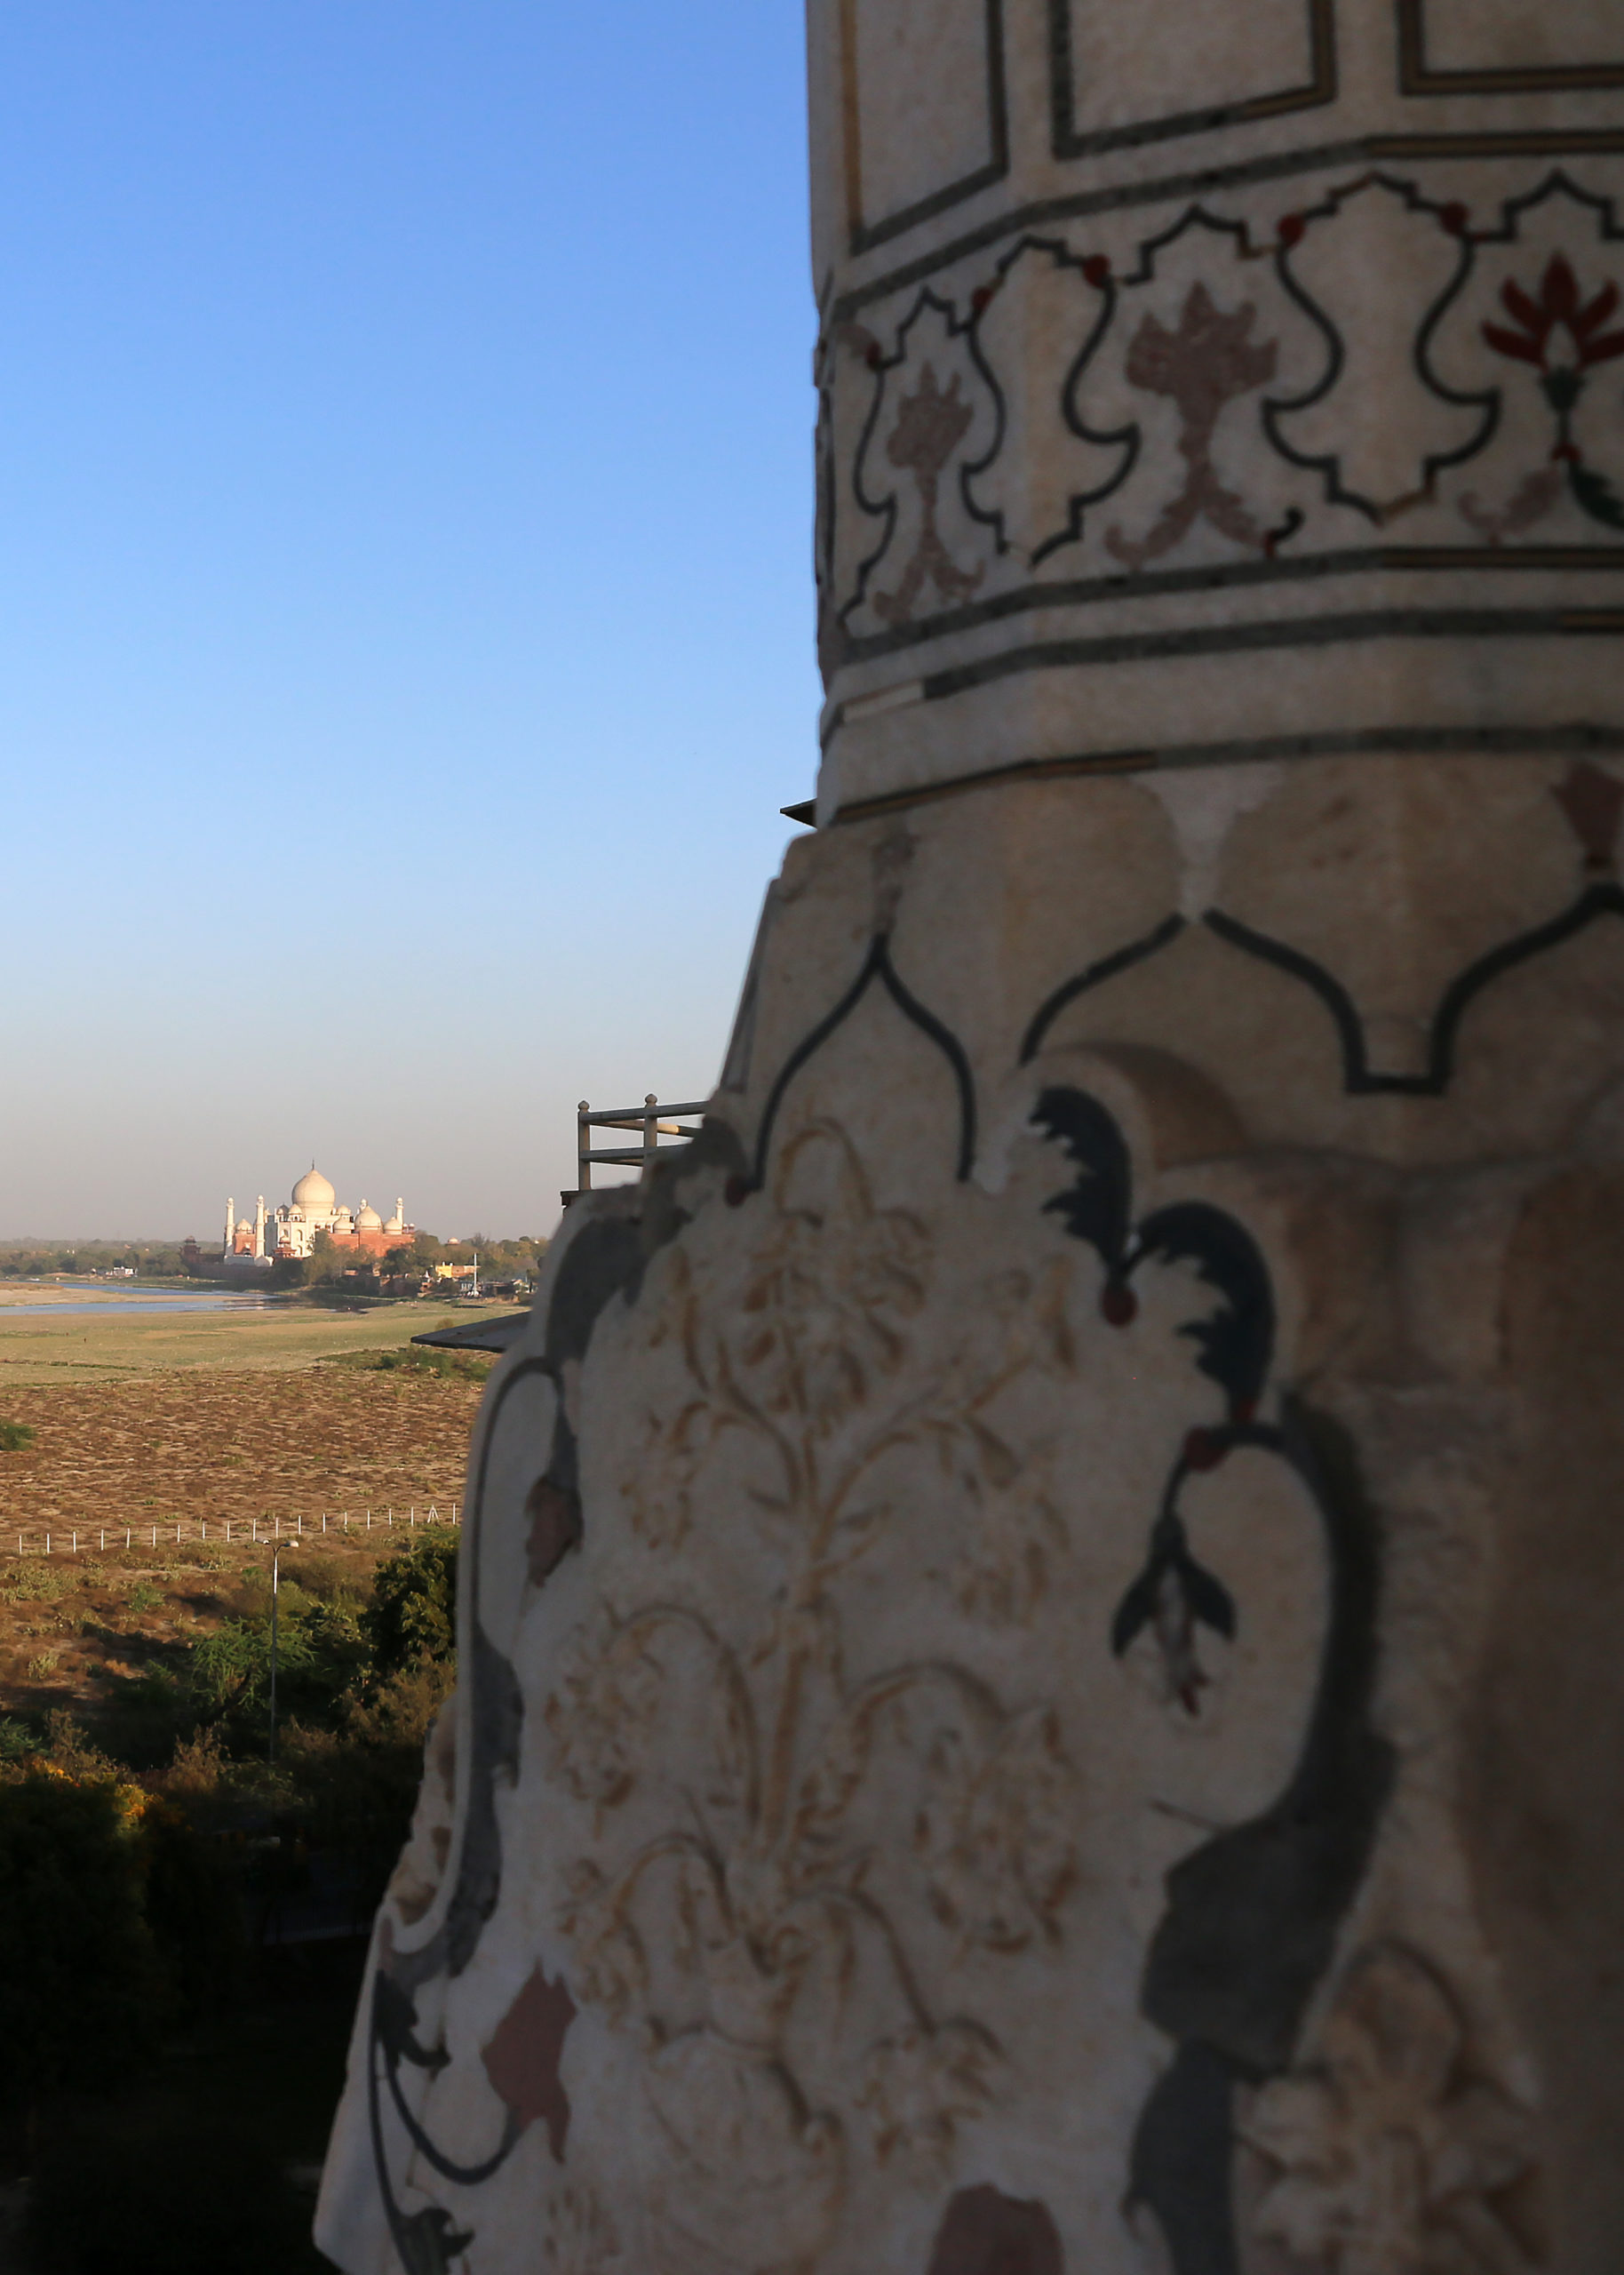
268,1542,280,1765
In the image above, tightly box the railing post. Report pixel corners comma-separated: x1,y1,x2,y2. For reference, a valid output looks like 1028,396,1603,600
578,1100,593,1193
642,1094,659,1181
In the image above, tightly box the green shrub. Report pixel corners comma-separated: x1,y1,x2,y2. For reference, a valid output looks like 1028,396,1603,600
363,1529,458,1680
0,1560,74,1605
139,1799,245,2023
187,1581,368,1746
0,1419,36,1451
0,1774,161,2108
341,1343,493,1383
94,1666,195,1774
283,1659,454,1912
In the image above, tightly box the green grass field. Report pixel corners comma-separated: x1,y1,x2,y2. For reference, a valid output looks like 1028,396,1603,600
0,1297,470,1383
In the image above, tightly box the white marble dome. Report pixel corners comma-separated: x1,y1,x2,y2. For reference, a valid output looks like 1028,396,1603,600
356,1201,383,1231
292,1167,337,1216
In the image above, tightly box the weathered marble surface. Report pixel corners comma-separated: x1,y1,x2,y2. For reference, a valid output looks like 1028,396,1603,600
810,0,1624,817
319,761,1624,2275
317,3,1624,2269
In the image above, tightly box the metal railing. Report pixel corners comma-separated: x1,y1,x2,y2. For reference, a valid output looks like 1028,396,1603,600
575,1095,707,1193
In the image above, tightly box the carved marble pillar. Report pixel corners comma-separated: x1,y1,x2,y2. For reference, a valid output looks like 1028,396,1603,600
318,7,1624,2273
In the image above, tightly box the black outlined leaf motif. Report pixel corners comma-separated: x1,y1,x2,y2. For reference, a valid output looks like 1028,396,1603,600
1033,1086,1134,1311
1135,1201,1273,1419
1111,1512,1238,1717
1032,1085,1269,1720
1035,1086,1276,1407
394,2207,475,2275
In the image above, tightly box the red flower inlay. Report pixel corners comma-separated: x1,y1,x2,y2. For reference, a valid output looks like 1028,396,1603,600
1552,761,1624,873
482,1961,577,2161
1484,254,1624,372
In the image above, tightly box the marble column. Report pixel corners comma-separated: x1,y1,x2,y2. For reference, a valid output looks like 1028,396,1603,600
318,7,1624,2272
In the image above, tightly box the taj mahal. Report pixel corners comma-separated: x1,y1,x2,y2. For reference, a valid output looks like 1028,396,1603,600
224,1164,412,1265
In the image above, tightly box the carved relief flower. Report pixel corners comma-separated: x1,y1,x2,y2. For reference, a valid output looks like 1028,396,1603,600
858,2017,1002,2174
914,1707,1080,1953
948,1459,1069,1630
556,1858,648,2024
627,1399,711,1553
738,1123,929,1438
540,2185,623,2275
1242,1943,1536,2275
545,1612,664,1812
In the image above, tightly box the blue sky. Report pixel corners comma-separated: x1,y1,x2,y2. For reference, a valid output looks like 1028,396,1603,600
0,3,817,1240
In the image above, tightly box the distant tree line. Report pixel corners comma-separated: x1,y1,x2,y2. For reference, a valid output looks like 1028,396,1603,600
269,1229,548,1295
0,1241,195,1279
0,1232,550,1293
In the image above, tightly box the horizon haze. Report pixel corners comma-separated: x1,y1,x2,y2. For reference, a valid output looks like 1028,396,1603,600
0,3,816,1241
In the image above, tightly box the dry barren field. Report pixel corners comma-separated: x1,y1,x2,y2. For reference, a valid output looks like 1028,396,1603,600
0,1298,496,1720
0,1290,466,1382
0,1363,483,1534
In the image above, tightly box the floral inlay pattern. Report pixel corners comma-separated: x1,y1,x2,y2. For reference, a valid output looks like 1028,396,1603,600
1476,251,1624,535
829,171,1624,642
1106,283,1282,571
1242,1942,1538,2275
873,363,987,624
546,1122,1082,2257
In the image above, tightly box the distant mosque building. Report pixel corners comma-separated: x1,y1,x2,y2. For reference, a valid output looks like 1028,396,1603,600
225,1165,413,1265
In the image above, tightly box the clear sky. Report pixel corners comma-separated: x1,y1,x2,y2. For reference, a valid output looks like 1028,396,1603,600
0,3,817,1241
